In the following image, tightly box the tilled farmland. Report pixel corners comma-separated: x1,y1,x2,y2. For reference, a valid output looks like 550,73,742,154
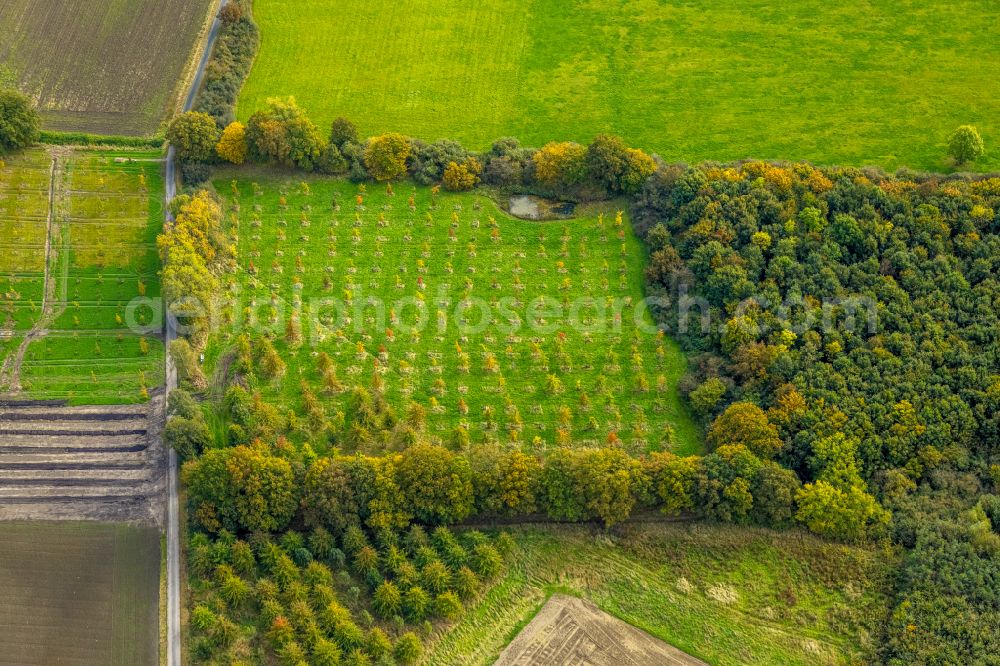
0,395,165,522
0,0,215,135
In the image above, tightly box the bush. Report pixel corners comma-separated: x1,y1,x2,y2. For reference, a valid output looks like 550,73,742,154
442,158,481,191
215,121,248,164
180,161,211,186
330,117,358,147
364,133,411,181
165,415,212,461
408,139,470,185
532,141,588,191
167,111,220,163
0,88,40,152
394,632,422,665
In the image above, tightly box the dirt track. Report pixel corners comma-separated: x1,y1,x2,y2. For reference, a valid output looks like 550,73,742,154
494,594,709,666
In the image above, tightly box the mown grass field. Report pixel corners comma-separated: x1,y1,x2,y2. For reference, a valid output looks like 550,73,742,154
0,0,214,135
15,149,165,404
0,148,50,370
426,523,895,666
208,171,701,454
0,521,160,666
239,0,1000,172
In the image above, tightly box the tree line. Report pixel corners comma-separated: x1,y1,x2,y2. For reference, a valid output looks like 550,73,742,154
168,97,656,199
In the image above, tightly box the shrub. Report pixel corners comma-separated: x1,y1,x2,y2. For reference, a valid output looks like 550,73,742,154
707,402,783,458
442,158,482,191
585,134,656,194
165,415,212,461
194,6,260,126
364,133,411,181
532,141,587,190
167,111,220,163
330,117,358,147
180,161,211,187
216,121,248,164
408,139,469,185
795,481,890,542
394,632,423,665
0,88,40,152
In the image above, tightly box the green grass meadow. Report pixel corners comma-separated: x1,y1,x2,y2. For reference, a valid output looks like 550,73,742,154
239,0,1000,172
426,523,894,666
208,170,700,454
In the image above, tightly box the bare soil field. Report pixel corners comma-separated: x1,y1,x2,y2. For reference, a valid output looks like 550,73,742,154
0,521,159,666
495,594,708,666
0,0,215,135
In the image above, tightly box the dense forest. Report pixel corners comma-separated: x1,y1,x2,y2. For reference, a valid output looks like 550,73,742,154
635,162,1000,663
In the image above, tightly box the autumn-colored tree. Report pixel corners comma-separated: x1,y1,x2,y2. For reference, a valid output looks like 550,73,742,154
157,191,225,348
393,444,474,524
442,158,481,191
532,141,587,190
470,446,540,516
795,481,889,542
167,111,220,163
364,133,412,181
246,98,324,170
183,445,297,532
585,134,656,194
215,121,248,164
707,402,783,458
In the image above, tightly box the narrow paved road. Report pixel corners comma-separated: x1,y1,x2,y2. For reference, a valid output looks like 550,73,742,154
167,3,226,665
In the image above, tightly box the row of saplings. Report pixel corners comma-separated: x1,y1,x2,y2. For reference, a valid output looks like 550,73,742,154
189,522,509,665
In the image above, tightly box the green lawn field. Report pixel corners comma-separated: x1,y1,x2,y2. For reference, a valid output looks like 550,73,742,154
0,522,160,666
207,170,701,454
426,523,895,666
238,0,1000,172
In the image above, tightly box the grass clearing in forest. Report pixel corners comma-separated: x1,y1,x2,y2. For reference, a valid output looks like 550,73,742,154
208,170,701,454
0,521,160,666
239,0,1000,172
426,523,895,666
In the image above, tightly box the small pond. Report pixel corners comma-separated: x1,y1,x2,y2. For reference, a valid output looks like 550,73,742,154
509,195,577,220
